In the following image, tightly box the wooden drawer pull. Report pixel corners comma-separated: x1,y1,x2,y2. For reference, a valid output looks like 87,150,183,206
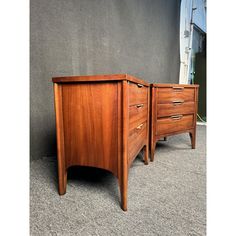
136,104,144,108
173,87,184,91
172,100,184,105
171,115,183,120
137,83,144,88
136,123,144,130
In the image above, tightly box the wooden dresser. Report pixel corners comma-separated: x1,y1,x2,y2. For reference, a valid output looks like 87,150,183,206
52,74,149,211
150,84,199,161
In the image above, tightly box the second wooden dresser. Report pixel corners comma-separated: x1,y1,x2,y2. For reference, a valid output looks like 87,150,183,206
150,84,199,161
52,74,149,211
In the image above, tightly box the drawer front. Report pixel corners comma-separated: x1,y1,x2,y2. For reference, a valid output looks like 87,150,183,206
128,121,147,164
156,114,194,135
129,103,148,131
129,82,148,105
157,87,195,104
157,102,195,118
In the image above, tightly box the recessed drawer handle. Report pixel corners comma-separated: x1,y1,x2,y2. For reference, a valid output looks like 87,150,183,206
136,123,144,130
171,115,183,120
173,87,184,91
172,100,184,104
136,104,144,108
137,83,144,88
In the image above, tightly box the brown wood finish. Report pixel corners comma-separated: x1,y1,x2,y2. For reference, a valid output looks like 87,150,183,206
145,85,150,165
129,104,148,130
156,114,194,135
129,82,148,105
62,83,118,173
157,102,195,117
128,121,147,165
54,83,67,195
120,80,128,211
53,74,149,211
157,87,195,104
150,84,199,161
52,74,149,86
150,86,156,163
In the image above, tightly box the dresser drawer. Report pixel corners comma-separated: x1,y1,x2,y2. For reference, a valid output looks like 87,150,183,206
128,121,147,163
129,82,148,105
156,114,194,135
129,103,147,131
157,87,195,104
157,102,195,118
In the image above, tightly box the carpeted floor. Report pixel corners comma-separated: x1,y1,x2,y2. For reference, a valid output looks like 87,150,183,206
30,125,206,236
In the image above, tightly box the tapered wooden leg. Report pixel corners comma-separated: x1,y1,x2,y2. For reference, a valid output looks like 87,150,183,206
189,130,196,149
121,182,127,211
54,83,67,195
150,140,155,162
143,145,149,165
58,168,67,195
119,170,128,211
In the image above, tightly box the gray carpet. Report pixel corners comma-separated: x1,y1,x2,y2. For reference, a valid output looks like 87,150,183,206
30,125,206,236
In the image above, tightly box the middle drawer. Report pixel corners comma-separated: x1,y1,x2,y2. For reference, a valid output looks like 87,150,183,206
129,103,148,130
157,101,195,118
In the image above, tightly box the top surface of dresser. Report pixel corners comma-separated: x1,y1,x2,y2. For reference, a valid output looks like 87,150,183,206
151,83,199,88
53,74,149,86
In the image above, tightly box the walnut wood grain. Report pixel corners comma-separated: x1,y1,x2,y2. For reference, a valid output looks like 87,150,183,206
144,87,150,165
151,83,199,88
53,83,67,195
129,82,148,106
150,84,199,161
120,80,128,211
157,87,195,104
52,74,149,86
128,121,147,165
62,82,118,175
190,86,199,149
129,104,147,131
53,75,149,211
128,82,149,165
156,114,194,135
157,102,195,118
150,86,156,162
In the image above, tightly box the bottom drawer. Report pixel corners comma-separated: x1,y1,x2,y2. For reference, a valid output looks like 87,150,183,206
128,121,147,164
156,114,194,136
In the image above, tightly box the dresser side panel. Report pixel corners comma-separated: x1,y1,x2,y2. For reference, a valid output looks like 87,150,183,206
61,82,118,176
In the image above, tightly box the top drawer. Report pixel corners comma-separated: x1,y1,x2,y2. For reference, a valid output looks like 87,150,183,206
129,82,148,106
157,87,195,104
